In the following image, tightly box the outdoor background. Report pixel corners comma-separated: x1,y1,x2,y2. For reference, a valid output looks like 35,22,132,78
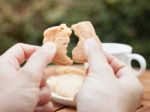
0,0,150,68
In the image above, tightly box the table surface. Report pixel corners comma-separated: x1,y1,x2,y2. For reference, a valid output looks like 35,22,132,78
45,67,150,112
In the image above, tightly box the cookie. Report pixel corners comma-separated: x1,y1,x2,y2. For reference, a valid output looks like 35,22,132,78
47,74,85,98
43,24,73,65
71,21,101,63
56,66,86,76
44,66,86,78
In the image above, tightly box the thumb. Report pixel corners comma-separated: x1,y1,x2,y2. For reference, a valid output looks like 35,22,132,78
19,42,57,86
84,39,114,78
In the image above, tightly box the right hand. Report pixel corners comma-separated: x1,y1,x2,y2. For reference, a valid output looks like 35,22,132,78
77,39,143,112
0,42,57,112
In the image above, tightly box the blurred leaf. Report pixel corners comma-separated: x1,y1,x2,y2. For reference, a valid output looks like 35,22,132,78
0,0,150,68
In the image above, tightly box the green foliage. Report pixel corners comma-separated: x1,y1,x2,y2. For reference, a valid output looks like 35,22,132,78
0,0,68,46
0,0,150,67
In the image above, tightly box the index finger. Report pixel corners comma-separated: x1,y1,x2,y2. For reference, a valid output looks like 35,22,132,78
0,43,39,70
105,53,127,77
84,39,115,79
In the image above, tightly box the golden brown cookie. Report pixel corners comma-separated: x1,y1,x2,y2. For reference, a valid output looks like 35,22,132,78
47,74,85,98
56,66,86,76
44,66,86,78
43,24,73,65
71,21,101,63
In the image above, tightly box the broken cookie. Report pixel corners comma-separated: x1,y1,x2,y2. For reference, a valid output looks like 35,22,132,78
43,24,73,65
72,21,100,63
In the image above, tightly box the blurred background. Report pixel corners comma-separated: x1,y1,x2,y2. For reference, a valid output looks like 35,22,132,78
0,0,150,68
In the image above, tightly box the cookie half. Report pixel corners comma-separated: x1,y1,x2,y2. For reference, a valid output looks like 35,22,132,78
72,21,101,63
43,24,73,65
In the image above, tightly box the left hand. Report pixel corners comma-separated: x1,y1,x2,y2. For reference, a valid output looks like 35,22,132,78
0,42,57,112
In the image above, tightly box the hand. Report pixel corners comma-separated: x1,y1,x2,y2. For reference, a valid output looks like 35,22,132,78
0,42,57,112
77,39,143,112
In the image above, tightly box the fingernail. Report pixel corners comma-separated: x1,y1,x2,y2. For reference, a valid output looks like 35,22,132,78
42,42,57,53
84,39,97,49
83,39,97,57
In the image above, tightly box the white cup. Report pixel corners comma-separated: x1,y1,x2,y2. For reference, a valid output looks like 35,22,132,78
85,43,146,76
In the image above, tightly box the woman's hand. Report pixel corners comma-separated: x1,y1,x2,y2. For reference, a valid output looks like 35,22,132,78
0,42,57,112
77,39,143,112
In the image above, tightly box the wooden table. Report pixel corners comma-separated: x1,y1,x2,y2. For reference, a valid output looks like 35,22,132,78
45,68,150,112
137,70,150,112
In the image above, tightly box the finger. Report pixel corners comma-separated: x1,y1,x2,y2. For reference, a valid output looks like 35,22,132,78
118,66,141,84
117,66,143,98
105,53,142,88
35,102,53,112
20,42,57,86
37,84,51,106
84,39,114,78
105,53,138,80
105,53,127,78
0,43,39,70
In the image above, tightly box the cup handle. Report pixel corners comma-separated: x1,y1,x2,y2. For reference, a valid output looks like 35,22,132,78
127,54,146,76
